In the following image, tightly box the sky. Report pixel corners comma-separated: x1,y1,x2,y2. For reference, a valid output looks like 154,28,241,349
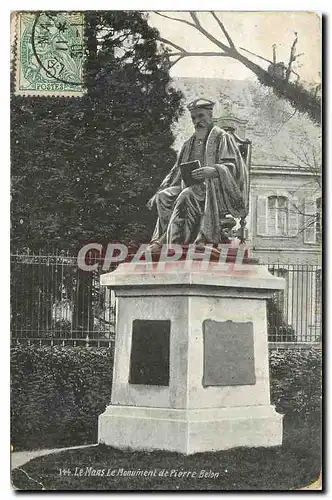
148,11,321,85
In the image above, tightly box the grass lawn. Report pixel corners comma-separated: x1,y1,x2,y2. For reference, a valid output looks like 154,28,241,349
11,414,321,491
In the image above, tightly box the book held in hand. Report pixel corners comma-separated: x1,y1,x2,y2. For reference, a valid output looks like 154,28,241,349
179,160,202,187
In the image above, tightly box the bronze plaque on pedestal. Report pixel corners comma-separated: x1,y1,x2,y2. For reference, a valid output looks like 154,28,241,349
203,319,256,386
129,319,170,386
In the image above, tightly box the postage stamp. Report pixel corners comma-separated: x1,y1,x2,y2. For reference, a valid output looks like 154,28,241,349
13,11,85,96
10,10,322,492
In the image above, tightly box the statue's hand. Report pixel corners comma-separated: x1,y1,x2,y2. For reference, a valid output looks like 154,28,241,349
192,167,217,180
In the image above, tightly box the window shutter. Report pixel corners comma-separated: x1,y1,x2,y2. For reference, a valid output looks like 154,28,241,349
256,196,268,235
304,200,316,243
288,196,299,237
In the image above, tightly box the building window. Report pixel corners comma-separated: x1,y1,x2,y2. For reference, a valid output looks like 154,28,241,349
267,196,288,236
304,196,322,244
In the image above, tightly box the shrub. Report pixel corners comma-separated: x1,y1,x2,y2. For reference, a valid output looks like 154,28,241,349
11,346,113,451
269,348,322,418
11,346,321,451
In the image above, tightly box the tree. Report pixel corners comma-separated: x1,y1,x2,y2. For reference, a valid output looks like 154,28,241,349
285,127,322,241
11,11,183,335
11,11,183,253
214,80,322,241
153,11,321,124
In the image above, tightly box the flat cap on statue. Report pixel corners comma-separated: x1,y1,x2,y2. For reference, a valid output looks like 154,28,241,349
187,98,215,111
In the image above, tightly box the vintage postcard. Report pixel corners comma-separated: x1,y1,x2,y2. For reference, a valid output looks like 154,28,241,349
10,10,322,491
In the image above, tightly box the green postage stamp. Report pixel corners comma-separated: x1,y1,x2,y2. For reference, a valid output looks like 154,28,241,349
13,11,85,96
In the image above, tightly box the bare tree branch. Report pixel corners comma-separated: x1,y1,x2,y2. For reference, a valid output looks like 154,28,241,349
156,11,235,56
158,35,231,65
268,109,297,140
296,218,317,236
168,55,185,68
286,177,320,194
239,46,273,65
240,45,301,81
289,147,318,170
286,32,298,82
154,11,321,123
157,12,271,84
154,11,196,28
269,194,320,242
158,36,186,53
169,51,230,58
158,36,233,60
287,146,322,189
189,11,232,53
210,11,235,48
189,11,201,29
311,147,318,170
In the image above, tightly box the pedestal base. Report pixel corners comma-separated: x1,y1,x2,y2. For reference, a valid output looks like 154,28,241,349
98,404,283,454
99,263,285,454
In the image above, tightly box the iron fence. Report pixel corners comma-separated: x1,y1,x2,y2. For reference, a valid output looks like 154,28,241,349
267,263,322,343
11,252,322,347
11,250,115,347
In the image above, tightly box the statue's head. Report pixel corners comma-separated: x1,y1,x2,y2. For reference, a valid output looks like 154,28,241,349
188,98,214,131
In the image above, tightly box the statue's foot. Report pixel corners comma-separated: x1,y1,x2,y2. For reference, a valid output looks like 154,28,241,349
147,241,162,254
192,242,221,260
193,241,206,252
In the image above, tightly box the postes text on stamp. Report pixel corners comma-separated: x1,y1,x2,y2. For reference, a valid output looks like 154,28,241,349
14,11,85,96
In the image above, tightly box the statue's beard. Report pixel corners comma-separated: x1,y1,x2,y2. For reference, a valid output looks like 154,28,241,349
195,121,212,130
195,123,205,129
195,123,211,137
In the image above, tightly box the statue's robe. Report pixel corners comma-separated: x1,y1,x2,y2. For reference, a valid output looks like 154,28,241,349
151,125,249,245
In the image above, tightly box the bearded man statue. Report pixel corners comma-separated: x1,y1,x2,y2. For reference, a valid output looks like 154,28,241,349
147,98,249,250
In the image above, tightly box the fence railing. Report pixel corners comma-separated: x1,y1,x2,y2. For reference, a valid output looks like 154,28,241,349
11,252,321,347
11,250,115,348
267,263,321,343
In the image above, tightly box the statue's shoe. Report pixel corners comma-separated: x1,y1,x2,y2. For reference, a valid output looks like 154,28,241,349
147,241,162,254
191,242,221,260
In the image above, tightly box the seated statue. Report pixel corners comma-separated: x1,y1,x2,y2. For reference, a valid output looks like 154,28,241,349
147,98,249,250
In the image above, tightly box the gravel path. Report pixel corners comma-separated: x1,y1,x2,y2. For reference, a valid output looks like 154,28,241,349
11,444,98,471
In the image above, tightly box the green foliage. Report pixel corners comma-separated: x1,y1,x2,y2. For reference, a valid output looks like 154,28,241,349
11,346,113,450
269,348,322,417
11,346,322,451
11,11,183,252
259,75,321,125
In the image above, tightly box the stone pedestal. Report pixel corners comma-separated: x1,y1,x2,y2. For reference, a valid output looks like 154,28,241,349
98,260,285,454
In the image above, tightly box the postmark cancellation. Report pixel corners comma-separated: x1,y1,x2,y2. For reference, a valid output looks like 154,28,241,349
12,11,85,97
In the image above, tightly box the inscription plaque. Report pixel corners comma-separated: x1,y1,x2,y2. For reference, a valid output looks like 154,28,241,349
129,319,170,386
203,319,256,386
